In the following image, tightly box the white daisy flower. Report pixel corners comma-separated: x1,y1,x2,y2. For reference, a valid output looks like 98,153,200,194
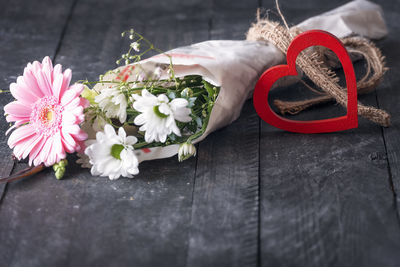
95,86,128,123
85,124,139,180
132,89,192,143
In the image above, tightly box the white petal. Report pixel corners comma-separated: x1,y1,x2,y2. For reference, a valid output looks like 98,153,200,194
125,136,138,146
104,124,116,139
157,94,169,103
170,98,189,108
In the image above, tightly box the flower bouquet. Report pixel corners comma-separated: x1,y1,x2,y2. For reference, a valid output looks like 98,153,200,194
2,0,389,180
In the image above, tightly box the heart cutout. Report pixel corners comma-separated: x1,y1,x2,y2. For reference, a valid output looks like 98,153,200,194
253,30,358,133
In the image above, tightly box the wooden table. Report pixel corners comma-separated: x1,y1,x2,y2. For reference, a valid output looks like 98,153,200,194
1,0,400,266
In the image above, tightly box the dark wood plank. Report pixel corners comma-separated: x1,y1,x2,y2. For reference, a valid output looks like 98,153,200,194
374,1,400,220
0,0,77,265
185,1,260,266
0,0,211,266
259,0,400,266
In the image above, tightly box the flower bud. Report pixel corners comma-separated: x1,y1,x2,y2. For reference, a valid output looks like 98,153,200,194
181,88,193,98
53,159,68,180
178,143,196,162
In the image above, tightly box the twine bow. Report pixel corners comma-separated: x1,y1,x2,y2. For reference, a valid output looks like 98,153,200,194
246,2,390,127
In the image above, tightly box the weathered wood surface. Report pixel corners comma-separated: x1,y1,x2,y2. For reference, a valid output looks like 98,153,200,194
0,0,400,266
259,1,400,267
376,1,400,219
185,1,260,267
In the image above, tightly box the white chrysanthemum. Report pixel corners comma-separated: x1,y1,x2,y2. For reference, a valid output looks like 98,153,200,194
85,124,139,180
95,86,128,123
132,89,192,143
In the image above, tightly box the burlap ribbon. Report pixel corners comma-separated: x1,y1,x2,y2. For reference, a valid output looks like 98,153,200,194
246,11,390,127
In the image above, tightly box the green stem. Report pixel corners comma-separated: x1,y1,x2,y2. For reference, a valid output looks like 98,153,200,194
187,112,211,143
133,142,150,149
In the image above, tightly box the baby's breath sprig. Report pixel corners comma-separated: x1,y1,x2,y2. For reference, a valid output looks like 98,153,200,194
117,29,178,85
118,29,159,65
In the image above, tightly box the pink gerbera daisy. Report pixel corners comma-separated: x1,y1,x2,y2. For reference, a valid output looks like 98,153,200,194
4,56,89,166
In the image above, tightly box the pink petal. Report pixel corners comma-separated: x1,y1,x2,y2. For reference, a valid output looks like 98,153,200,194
63,97,82,112
13,135,37,160
53,64,62,80
80,98,90,109
6,115,28,123
31,61,42,73
62,112,78,125
61,129,77,153
7,125,35,148
46,144,57,166
70,129,88,142
75,141,83,153
13,139,28,159
60,69,72,99
53,132,66,159
23,69,44,98
10,83,37,106
36,69,52,96
41,56,54,84
29,136,46,166
60,84,84,107
4,101,32,118
52,73,64,101
5,125,17,136
39,136,53,165
22,134,42,159
66,124,80,135
76,140,85,153
14,119,30,127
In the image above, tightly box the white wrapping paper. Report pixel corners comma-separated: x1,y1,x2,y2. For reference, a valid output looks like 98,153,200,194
92,0,387,163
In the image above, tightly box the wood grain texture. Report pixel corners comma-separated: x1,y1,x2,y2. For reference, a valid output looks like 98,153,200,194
0,0,77,266
185,1,261,266
1,0,400,266
374,1,400,219
0,0,210,266
259,0,400,266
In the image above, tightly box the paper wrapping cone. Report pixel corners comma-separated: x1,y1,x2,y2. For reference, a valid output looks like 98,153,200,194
89,0,387,163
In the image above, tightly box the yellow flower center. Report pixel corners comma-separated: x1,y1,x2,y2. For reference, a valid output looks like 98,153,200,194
46,110,54,122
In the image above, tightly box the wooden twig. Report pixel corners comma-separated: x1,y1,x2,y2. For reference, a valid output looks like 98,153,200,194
0,164,45,183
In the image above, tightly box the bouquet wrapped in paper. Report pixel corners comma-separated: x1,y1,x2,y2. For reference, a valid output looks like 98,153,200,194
3,0,388,180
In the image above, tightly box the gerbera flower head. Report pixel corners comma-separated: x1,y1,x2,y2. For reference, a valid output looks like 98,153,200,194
132,89,192,143
4,56,89,166
85,124,139,180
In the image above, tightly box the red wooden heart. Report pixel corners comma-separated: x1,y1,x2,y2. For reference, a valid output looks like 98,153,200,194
253,30,358,133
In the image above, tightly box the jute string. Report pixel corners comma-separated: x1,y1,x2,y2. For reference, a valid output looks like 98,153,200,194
247,5,390,127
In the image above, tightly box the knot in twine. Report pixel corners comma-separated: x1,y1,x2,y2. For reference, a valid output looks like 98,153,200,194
246,6,390,127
